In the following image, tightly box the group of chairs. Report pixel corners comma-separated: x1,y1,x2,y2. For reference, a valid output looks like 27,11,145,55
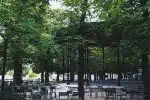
88,85,144,100
11,82,79,100
11,81,144,100
12,84,35,100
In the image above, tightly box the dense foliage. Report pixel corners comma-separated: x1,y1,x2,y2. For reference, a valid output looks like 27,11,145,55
0,0,149,85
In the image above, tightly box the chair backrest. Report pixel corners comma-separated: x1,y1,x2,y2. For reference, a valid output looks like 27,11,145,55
137,86,144,94
90,87,99,92
50,86,56,91
69,87,78,92
72,91,79,95
121,88,127,92
40,87,48,94
59,92,69,96
32,85,38,90
12,86,25,94
104,88,116,93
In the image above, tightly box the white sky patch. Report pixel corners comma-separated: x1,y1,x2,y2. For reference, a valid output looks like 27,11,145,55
49,0,66,9
49,0,61,9
49,0,100,22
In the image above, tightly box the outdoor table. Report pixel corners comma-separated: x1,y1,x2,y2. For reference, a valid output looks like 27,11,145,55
102,85,124,94
102,85,124,89
55,86,71,99
67,84,78,88
101,85,125,100
67,84,78,93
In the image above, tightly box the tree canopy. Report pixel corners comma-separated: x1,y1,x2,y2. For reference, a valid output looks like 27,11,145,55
0,0,149,89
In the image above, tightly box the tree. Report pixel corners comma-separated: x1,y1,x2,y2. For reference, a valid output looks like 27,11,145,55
0,0,49,85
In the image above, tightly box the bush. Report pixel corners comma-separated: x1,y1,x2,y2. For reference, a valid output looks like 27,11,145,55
29,72,37,78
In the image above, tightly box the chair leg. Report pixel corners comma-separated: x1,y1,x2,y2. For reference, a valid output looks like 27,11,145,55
90,91,92,97
95,91,98,98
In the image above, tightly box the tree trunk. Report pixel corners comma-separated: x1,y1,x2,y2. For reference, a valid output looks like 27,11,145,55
13,57,23,85
71,61,75,82
67,72,70,83
41,71,44,83
110,72,111,80
77,0,88,99
56,73,59,82
102,46,105,80
62,48,65,82
70,60,74,82
70,47,75,82
103,73,105,80
45,71,49,83
63,73,65,82
44,58,49,83
112,73,114,80
70,72,74,82
117,44,121,86
142,48,149,99
89,73,91,81
96,73,99,80
85,46,89,85
67,47,70,83
140,0,150,99
94,73,96,81
1,39,7,96
78,45,85,100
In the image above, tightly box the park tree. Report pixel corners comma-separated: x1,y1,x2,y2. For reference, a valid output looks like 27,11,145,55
0,0,49,85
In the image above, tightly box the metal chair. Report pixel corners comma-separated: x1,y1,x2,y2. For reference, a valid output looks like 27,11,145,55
117,88,127,100
58,92,69,100
50,86,56,98
71,91,79,100
89,86,99,97
12,86,26,100
126,89,137,100
104,88,116,100
137,86,144,100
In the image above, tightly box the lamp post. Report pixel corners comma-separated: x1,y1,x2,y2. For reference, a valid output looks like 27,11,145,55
0,32,8,97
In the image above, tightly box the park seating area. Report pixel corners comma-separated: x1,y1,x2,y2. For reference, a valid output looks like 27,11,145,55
0,80,144,100
1,0,150,100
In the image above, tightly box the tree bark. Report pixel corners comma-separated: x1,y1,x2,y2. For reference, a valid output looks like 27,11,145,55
41,71,44,83
45,71,49,83
44,58,49,83
77,0,88,99
117,44,121,86
1,38,8,96
62,48,65,82
89,73,91,81
67,47,70,83
56,73,59,82
102,46,105,80
85,46,89,85
70,57,74,82
13,57,23,85
142,48,149,99
70,72,74,82
96,73,99,80
70,47,75,82
94,73,96,81
78,45,85,100
140,0,149,99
